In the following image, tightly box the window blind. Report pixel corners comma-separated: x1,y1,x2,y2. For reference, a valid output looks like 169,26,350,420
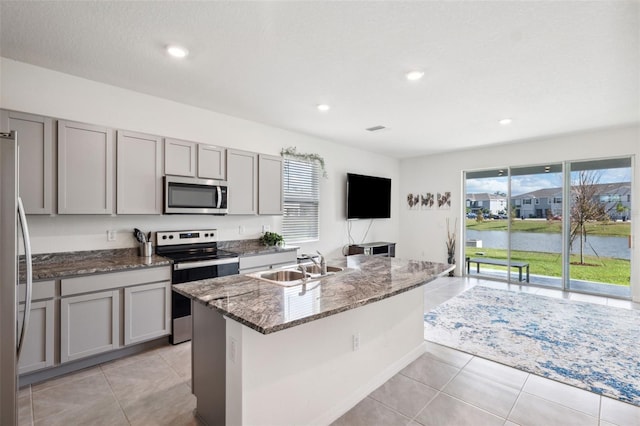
282,158,319,243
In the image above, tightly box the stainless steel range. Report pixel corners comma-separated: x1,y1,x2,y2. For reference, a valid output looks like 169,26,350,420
156,229,239,344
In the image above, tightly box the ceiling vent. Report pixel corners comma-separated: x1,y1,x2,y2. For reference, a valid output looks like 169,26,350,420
366,125,386,132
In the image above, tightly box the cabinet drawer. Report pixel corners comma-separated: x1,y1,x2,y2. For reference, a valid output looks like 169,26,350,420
61,266,171,296
239,251,297,272
19,280,55,302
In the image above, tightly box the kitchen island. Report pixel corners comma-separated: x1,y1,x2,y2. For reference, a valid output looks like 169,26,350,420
174,255,452,426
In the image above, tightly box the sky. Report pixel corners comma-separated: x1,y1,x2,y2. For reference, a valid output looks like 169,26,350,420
466,168,631,196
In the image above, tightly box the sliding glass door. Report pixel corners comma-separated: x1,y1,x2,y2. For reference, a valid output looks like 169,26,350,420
567,158,632,297
464,156,632,298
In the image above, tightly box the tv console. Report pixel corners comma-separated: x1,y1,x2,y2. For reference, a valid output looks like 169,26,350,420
347,242,396,257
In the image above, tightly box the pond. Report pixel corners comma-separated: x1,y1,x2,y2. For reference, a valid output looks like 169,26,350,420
466,230,630,260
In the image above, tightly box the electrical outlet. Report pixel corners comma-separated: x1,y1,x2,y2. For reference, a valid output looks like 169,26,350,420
352,333,360,352
107,230,116,241
262,225,270,233
239,225,245,235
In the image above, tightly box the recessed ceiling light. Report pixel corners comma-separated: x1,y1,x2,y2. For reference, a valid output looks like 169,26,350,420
166,45,189,58
499,118,513,125
406,70,424,81
317,104,330,112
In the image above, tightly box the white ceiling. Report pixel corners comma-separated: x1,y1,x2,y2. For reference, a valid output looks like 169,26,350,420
1,1,638,159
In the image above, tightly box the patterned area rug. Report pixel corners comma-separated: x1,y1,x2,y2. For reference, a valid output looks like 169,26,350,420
424,286,640,406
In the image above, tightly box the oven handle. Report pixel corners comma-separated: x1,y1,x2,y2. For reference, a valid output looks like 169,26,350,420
174,257,240,270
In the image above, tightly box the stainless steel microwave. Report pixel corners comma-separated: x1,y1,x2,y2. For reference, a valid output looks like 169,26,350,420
164,175,228,214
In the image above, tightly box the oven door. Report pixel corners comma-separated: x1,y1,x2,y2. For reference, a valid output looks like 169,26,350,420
171,257,239,344
164,176,228,214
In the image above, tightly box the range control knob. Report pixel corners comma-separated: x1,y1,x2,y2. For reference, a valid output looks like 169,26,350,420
169,235,174,239
162,235,167,240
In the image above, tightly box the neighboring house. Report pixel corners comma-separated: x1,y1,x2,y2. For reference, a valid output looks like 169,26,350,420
466,193,507,215
511,182,631,219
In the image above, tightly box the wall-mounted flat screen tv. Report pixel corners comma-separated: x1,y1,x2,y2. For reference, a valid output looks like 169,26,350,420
346,173,391,219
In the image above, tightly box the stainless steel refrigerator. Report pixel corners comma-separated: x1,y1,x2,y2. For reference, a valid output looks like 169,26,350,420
0,131,34,424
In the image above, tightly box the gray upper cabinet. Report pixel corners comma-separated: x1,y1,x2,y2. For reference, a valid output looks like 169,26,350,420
164,138,197,177
258,154,283,215
227,149,258,215
58,120,114,214
0,110,54,214
117,130,163,214
198,144,226,180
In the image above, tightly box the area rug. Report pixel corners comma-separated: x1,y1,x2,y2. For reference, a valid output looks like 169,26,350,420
424,286,640,406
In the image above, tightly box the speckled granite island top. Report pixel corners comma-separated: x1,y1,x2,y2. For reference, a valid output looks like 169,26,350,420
173,255,453,335
25,248,171,281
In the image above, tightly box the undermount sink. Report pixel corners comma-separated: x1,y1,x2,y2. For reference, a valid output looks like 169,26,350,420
259,270,308,282
249,264,347,287
302,265,344,275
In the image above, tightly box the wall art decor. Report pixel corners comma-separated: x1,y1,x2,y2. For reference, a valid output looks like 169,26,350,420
437,191,451,209
406,193,420,210
421,192,435,209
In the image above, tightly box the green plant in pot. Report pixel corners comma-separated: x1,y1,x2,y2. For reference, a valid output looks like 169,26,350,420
260,231,284,247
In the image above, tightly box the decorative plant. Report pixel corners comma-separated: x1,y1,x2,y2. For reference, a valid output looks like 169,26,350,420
446,218,457,276
281,146,328,178
259,231,284,247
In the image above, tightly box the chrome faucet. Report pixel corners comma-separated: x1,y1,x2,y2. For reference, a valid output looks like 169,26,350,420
301,251,327,275
298,263,308,283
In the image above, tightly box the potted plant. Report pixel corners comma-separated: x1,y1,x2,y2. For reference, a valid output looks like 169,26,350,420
446,218,456,277
259,231,284,247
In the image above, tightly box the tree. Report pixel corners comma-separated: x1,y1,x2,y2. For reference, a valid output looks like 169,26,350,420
570,170,608,264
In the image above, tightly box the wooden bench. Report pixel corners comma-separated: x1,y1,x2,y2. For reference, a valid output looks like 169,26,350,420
466,257,530,282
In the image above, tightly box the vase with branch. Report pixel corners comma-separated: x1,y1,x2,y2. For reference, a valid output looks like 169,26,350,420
446,218,457,277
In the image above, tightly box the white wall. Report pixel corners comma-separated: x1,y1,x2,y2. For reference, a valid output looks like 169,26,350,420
0,58,400,258
398,125,640,301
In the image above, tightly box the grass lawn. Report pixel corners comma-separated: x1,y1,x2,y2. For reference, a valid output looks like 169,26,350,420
464,247,630,286
466,219,630,237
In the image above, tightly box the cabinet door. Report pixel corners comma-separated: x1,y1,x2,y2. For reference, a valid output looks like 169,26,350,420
0,110,54,214
124,281,171,345
198,144,226,180
17,300,55,374
116,130,163,214
165,138,196,177
227,149,258,215
60,290,120,363
58,120,114,214
258,154,283,215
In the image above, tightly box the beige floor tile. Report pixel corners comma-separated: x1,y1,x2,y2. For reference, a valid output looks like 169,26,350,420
31,366,102,393
599,421,618,426
157,341,191,380
369,374,438,418
606,298,635,309
18,393,33,426
414,393,504,426
568,292,608,306
400,353,460,390
331,396,411,426
522,374,600,417
122,382,196,426
34,399,128,426
423,341,473,369
31,372,116,422
442,370,520,418
535,288,568,299
462,357,528,390
19,386,31,398
102,353,182,403
600,396,640,426
508,392,598,426
504,422,520,426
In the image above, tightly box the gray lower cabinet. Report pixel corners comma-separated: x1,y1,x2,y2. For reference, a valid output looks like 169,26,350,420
239,250,297,274
227,149,258,214
258,154,283,215
59,267,171,363
57,120,114,214
0,110,54,214
124,281,171,345
60,290,120,363
116,130,163,214
18,300,55,374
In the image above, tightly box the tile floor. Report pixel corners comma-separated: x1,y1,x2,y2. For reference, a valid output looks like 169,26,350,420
18,277,640,425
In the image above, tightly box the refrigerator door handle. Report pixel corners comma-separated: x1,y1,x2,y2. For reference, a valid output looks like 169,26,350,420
16,197,32,361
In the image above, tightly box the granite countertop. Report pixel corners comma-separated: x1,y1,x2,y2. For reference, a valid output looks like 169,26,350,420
173,255,453,335
23,248,172,281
